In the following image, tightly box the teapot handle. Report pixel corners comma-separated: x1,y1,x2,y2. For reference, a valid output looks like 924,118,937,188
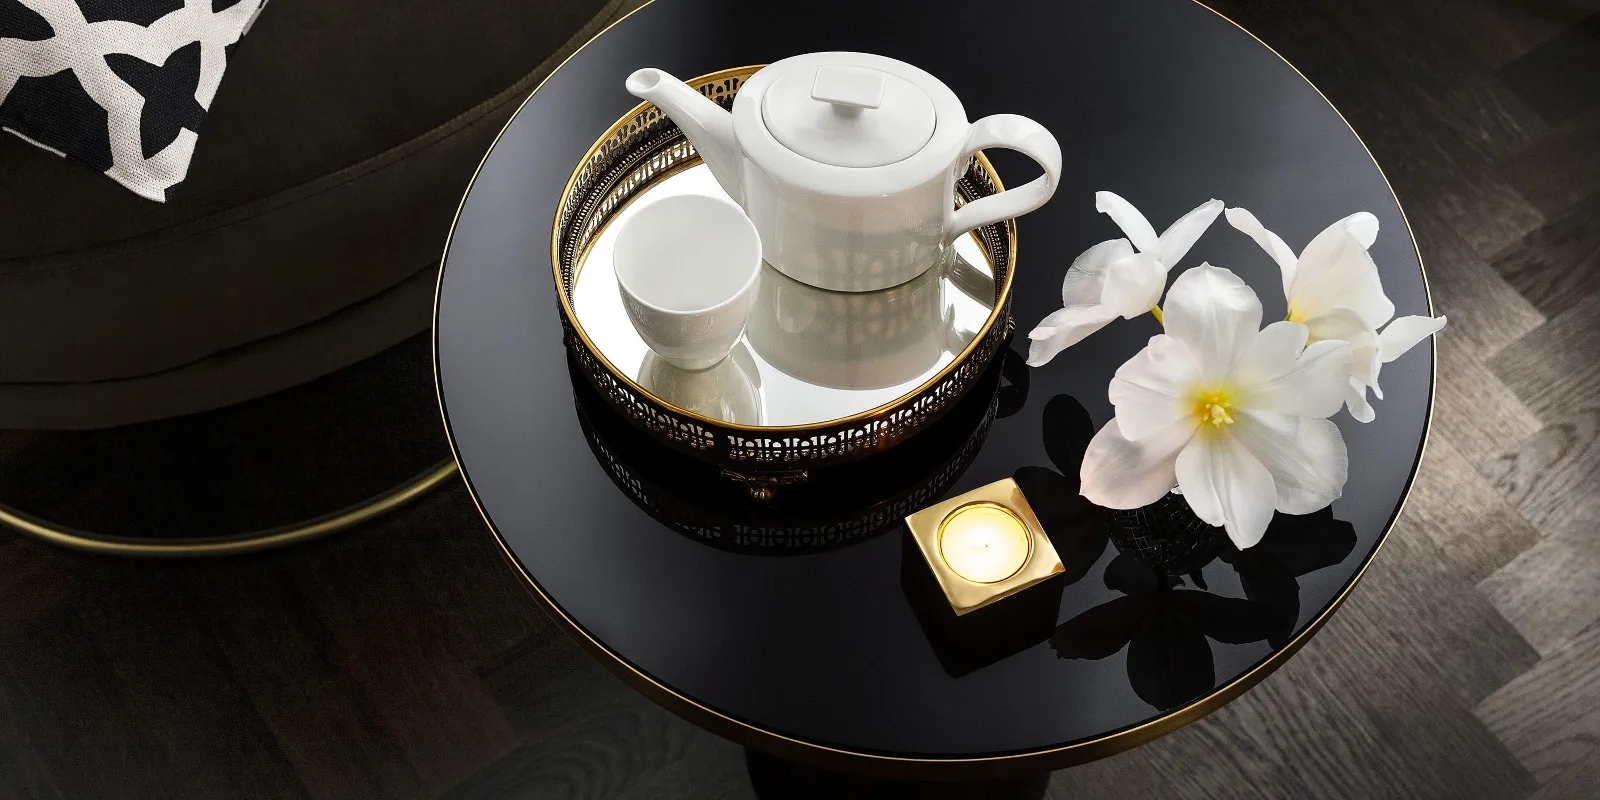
943,114,1062,245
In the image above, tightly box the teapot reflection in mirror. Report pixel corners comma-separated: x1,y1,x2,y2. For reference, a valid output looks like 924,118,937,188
745,249,990,390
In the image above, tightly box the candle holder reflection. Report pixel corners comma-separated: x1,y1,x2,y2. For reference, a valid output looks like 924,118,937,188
901,477,1066,677
900,527,1066,678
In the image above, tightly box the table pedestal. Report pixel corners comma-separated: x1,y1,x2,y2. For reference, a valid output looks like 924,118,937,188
744,749,1049,799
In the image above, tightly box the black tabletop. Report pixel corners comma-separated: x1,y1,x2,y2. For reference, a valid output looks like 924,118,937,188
434,0,1433,780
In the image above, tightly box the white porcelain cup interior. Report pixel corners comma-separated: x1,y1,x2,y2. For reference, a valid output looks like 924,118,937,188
614,193,762,370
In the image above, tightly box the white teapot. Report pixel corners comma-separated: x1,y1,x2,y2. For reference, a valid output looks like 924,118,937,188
627,52,1061,293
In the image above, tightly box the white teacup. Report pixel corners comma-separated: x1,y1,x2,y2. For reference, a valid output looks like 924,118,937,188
614,193,762,371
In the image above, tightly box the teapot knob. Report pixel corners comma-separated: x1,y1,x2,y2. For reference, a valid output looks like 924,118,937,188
810,65,887,116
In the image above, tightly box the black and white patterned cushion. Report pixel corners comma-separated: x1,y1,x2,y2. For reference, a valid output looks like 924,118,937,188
0,0,266,201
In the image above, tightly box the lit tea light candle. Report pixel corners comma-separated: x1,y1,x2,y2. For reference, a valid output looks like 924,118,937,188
906,478,1064,615
936,502,1032,583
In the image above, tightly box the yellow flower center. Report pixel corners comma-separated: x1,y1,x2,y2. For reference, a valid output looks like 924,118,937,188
1287,303,1307,324
1193,389,1237,430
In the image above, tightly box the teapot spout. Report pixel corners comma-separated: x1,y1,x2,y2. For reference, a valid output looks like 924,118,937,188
627,68,742,203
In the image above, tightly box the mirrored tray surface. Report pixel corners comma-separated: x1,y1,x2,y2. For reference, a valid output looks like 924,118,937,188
572,166,997,427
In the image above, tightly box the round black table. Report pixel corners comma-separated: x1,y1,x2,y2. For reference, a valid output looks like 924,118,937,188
434,0,1434,789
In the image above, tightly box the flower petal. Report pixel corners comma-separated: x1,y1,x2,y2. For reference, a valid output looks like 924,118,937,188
1096,191,1160,254
1290,228,1394,328
1163,264,1264,382
1100,252,1166,318
1303,307,1380,385
1080,416,1198,510
1231,320,1309,378
1335,211,1380,249
1230,411,1348,514
1062,238,1134,306
1029,306,1086,338
1109,334,1202,440
1236,336,1352,418
1224,207,1299,296
1176,431,1277,549
1156,199,1224,269
1378,315,1447,363
1026,306,1120,366
1344,377,1375,423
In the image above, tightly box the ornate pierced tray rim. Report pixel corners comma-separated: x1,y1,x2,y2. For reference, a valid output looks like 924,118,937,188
574,367,1004,555
549,65,1019,435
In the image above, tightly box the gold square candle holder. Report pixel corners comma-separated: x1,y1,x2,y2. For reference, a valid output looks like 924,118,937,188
904,478,1065,616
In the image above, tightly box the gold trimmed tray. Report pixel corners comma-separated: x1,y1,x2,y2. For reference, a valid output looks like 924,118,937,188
553,66,1017,487
572,350,1013,554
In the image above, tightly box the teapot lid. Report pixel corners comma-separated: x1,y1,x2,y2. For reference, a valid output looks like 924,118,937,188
760,62,936,168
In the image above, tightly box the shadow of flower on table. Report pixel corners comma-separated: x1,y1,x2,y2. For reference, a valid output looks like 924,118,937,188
1219,507,1358,649
1051,511,1359,711
1050,553,1283,711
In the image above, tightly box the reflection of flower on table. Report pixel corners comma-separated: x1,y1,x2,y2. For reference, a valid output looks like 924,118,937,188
1218,507,1357,649
1051,554,1280,711
1051,507,1358,712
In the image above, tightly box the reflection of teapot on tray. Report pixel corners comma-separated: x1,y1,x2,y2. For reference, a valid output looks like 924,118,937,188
746,252,989,390
627,52,1060,293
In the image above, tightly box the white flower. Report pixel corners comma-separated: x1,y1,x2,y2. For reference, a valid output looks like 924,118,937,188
1225,207,1445,422
1080,265,1354,549
1027,192,1223,367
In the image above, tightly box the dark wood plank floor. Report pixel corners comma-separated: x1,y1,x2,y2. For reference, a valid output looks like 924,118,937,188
1,0,1597,797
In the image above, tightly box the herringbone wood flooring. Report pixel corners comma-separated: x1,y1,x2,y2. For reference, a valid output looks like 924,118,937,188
0,1,1597,798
